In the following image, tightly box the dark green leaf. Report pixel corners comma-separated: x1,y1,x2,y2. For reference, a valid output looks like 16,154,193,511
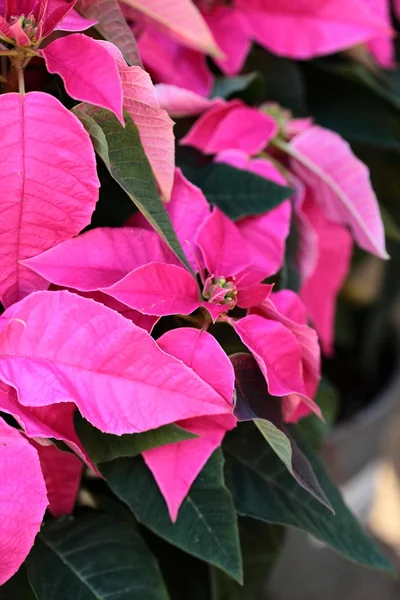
245,48,308,114
231,353,331,510
0,565,35,600
100,450,243,583
76,0,142,66
211,72,265,102
224,422,393,572
73,104,191,270
182,162,293,220
86,158,137,230
303,61,400,150
75,413,198,463
211,519,285,600
26,512,168,600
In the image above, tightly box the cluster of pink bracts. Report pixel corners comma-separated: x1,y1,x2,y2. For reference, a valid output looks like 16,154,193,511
0,0,391,587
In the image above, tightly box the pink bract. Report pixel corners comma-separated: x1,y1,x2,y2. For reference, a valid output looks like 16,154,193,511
144,328,236,520
121,0,221,56
101,41,175,200
0,92,99,307
181,100,278,155
155,84,223,117
0,291,233,434
32,441,83,517
232,290,322,422
234,0,393,59
295,184,353,355
139,26,213,96
215,150,292,276
202,4,250,75
289,125,388,259
40,34,124,122
0,417,48,586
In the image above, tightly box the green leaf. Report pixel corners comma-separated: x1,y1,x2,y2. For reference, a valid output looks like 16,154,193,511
76,0,142,67
211,519,285,600
224,422,393,572
100,450,243,583
231,353,331,510
245,48,308,114
26,512,169,600
211,72,265,102
73,104,191,270
75,413,198,463
303,61,400,150
0,565,36,600
182,162,293,220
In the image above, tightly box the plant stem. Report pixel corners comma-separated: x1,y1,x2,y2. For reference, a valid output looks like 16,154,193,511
16,64,25,95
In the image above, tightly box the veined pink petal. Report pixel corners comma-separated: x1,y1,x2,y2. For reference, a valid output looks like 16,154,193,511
292,176,319,281
215,149,292,276
144,328,235,520
41,0,79,37
235,0,394,59
102,262,202,316
41,35,123,122
297,193,353,355
144,414,235,520
0,92,99,307
128,169,210,270
236,203,292,277
290,125,388,259
54,5,97,32
233,315,306,398
203,5,251,75
251,291,322,417
0,381,89,464
236,281,272,309
0,417,48,586
23,227,177,292
214,149,287,185
139,27,213,96
121,0,221,56
32,441,83,517
100,41,175,200
75,290,159,333
0,291,232,434
181,100,278,155
196,208,252,277
155,84,223,117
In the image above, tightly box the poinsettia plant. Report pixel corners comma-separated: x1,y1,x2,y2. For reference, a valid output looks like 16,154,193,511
1,0,400,597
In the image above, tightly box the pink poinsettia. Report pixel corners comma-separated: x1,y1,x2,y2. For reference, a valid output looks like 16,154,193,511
0,288,239,575
23,170,320,425
234,0,393,60
128,0,394,94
